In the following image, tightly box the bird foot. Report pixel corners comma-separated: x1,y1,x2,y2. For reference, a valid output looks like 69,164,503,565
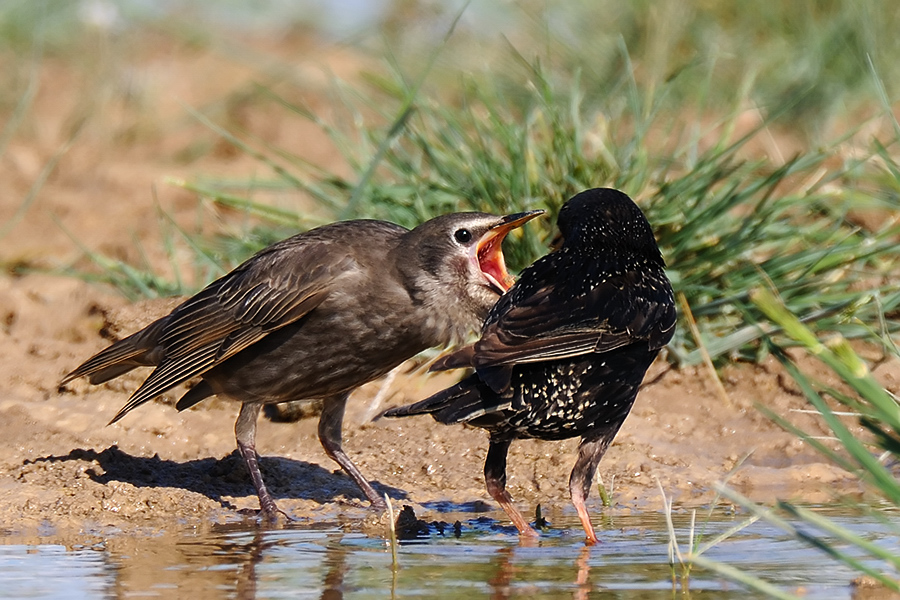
264,506,293,525
237,504,293,525
520,526,540,538
516,526,541,547
330,496,388,513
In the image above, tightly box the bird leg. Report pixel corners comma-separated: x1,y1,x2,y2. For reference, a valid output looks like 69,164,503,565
484,438,538,538
569,431,617,545
235,401,284,522
318,392,387,511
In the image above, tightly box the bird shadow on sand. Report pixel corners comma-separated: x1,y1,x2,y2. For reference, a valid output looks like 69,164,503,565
23,445,408,509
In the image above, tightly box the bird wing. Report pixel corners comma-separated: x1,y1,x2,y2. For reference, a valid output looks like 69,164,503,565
109,241,346,422
471,262,675,392
430,258,664,369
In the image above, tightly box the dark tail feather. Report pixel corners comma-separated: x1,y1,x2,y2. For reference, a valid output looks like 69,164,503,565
429,345,476,371
61,338,145,385
84,362,140,385
382,377,508,425
61,318,168,386
379,386,460,419
477,365,514,394
175,380,215,412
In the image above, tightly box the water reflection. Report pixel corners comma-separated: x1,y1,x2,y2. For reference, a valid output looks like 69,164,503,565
487,546,593,600
221,528,266,600
0,510,895,599
321,545,349,600
573,546,593,600
175,523,350,599
487,546,515,599
107,525,270,597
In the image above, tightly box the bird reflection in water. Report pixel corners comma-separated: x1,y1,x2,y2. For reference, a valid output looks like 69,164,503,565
186,526,351,600
488,546,594,600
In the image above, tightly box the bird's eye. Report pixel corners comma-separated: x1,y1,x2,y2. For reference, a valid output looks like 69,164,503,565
454,228,472,244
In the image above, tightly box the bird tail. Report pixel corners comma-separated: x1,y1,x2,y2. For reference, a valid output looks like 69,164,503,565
379,388,457,420
60,317,168,386
381,377,510,425
429,345,476,371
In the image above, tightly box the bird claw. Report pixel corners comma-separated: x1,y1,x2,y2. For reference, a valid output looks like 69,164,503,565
249,503,292,525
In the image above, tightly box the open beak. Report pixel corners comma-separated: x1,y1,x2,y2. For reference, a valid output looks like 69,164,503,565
473,209,545,294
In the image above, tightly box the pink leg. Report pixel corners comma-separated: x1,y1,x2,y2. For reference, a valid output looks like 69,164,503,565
569,431,617,545
485,439,538,539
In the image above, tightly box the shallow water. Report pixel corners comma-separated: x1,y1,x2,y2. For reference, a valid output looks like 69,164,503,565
0,508,896,599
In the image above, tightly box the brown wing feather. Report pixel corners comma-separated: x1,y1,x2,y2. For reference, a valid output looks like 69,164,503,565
109,344,221,423
101,243,346,420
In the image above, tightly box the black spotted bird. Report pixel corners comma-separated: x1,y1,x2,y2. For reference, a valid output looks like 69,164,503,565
383,188,676,543
61,209,543,521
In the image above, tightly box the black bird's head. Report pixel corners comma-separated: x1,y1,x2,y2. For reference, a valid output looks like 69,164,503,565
395,209,544,341
555,188,664,265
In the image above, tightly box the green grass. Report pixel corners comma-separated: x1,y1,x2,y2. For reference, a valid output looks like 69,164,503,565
715,288,900,593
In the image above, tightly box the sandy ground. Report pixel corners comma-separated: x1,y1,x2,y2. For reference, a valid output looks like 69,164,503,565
0,32,889,538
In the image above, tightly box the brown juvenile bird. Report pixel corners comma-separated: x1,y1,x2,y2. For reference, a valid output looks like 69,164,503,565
383,188,676,543
62,209,543,520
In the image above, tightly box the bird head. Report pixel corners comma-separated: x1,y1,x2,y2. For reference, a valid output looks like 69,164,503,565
554,188,664,264
395,209,544,337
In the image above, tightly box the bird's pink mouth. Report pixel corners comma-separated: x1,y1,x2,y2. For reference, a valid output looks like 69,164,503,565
474,210,544,294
